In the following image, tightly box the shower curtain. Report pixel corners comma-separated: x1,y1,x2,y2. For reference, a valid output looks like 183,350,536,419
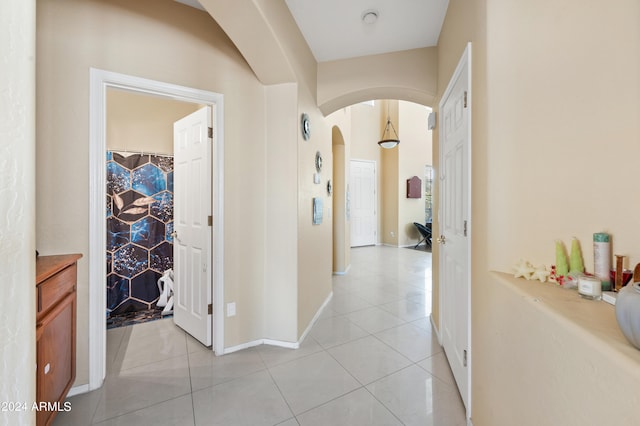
106,151,174,317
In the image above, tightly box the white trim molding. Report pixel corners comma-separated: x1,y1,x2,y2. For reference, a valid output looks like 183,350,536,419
89,68,225,391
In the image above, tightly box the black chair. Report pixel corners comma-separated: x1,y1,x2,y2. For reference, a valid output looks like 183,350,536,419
413,222,432,249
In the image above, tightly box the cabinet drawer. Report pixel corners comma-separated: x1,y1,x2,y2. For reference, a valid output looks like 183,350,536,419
37,264,77,318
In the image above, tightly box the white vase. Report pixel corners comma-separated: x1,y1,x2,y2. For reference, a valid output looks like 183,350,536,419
615,282,640,350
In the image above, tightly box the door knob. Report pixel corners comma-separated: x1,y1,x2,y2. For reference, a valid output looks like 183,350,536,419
437,235,446,244
170,231,179,242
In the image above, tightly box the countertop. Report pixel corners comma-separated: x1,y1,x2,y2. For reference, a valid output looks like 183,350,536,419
492,271,640,372
36,254,83,285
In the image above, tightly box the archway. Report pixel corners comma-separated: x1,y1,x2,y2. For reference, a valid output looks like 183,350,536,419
331,126,348,274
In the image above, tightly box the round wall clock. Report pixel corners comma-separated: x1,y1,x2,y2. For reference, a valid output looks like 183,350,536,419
301,113,311,140
315,151,323,172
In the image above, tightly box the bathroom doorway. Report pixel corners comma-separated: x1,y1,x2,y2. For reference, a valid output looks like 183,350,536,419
105,89,200,329
89,69,225,391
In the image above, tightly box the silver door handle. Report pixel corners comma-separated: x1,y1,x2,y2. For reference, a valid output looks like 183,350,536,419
437,235,446,244
170,231,179,242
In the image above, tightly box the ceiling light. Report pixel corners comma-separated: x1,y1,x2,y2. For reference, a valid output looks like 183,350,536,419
378,111,400,149
362,9,378,24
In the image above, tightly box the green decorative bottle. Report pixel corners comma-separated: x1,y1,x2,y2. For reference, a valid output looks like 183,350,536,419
569,237,584,274
555,240,569,277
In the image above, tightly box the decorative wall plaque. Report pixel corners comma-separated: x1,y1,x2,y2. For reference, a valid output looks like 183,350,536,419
406,176,422,198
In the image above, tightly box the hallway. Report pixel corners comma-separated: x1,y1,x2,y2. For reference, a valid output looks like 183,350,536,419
54,245,465,425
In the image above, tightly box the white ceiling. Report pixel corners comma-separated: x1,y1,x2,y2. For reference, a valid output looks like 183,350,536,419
175,0,450,63
285,0,450,62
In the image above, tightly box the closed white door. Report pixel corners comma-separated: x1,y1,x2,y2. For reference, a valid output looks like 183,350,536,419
173,106,212,346
438,44,471,412
350,160,376,247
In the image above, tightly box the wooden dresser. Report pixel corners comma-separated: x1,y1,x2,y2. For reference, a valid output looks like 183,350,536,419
35,254,82,426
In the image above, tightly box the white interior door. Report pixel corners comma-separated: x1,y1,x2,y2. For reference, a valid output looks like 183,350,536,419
173,106,212,346
350,160,376,247
438,44,471,412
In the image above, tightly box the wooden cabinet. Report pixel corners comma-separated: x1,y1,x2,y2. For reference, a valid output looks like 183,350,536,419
36,254,81,426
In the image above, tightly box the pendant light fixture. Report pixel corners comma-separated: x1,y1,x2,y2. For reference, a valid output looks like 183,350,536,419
378,103,400,149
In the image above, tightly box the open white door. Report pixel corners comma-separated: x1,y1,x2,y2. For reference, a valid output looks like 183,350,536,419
350,160,377,247
438,44,471,412
173,106,212,346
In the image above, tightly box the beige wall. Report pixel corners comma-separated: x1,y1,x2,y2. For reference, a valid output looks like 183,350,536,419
381,100,400,246
106,89,201,154
485,0,640,272
379,100,434,247
264,83,298,341
36,0,270,384
317,48,438,115
398,101,433,247
437,0,640,423
297,89,334,336
327,108,353,274
1,0,36,423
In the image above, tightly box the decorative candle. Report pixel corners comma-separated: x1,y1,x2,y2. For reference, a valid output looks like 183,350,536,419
578,276,602,300
555,240,569,277
569,237,584,274
593,233,611,291
614,254,625,292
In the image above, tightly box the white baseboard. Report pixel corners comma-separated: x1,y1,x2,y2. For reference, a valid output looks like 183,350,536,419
298,291,333,344
333,265,351,275
262,339,299,349
224,337,300,354
223,292,334,354
67,384,90,397
222,339,264,355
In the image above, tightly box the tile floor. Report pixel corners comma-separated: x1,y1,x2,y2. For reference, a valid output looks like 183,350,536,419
54,245,466,426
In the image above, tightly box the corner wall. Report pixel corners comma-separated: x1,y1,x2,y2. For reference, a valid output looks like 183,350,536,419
398,102,433,247
0,0,36,423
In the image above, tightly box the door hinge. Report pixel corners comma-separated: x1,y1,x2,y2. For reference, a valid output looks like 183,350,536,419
208,215,213,227
463,220,467,237
208,304,213,315
463,91,468,108
463,349,468,367
208,127,213,139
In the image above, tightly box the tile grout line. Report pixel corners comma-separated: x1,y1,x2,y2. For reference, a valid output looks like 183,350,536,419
260,350,300,424
184,331,197,426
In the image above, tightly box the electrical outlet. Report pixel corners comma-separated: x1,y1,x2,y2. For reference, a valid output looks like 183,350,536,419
390,231,395,237
227,302,236,317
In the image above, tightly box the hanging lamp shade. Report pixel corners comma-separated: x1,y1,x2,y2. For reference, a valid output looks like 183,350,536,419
378,115,400,149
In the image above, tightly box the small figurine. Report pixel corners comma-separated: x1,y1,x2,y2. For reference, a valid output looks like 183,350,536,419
514,259,535,280
531,265,550,282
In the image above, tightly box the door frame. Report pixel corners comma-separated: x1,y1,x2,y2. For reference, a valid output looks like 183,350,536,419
437,42,472,420
88,68,225,391
349,159,377,247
